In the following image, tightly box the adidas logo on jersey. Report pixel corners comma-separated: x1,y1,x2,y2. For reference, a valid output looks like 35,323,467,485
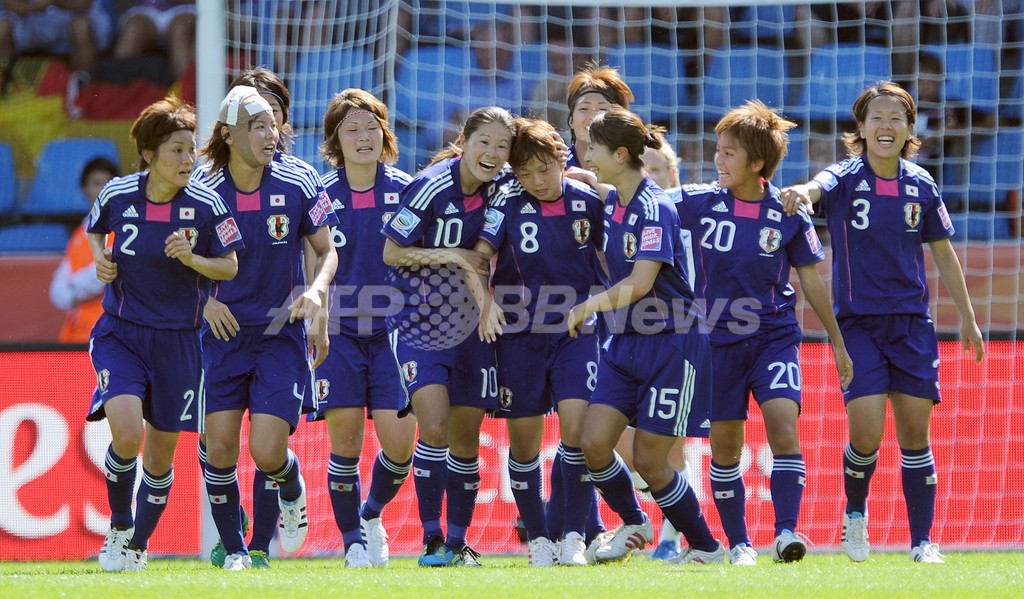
855,180,871,192
332,198,344,210
444,203,459,215
712,201,728,213
521,203,537,214
122,205,140,218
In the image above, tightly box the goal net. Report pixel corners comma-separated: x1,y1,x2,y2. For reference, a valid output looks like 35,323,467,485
213,0,1024,557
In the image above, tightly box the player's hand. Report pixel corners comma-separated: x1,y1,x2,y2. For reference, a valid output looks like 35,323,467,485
550,130,569,168
95,249,117,283
477,299,505,344
165,231,195,265
962,320,985,364
567,302,591,339
564,167,598,189
832,343,854,390
780,185,814,216
307,306,330,369
203,297,239,340
288,288,324,324
451,248,491,276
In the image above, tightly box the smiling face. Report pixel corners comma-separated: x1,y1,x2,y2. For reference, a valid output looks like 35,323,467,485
146,129,196,192
338,110,383,168
515,155,563,202
585,140,622,186
459,120,512,191
569,92,614,147
858,94,911,171
714,131,764,200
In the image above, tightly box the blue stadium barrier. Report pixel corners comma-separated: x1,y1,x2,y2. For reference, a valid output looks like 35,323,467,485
291,46,376,130
703,45,787,120
930,44,999,114
0,223,70,253
798,44,891,122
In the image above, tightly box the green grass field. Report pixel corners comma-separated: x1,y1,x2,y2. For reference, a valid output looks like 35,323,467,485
2,552,1021,599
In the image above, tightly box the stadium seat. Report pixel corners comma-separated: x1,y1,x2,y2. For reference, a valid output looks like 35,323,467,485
0,143,17,218
930,44,999,114
23,138,119,219
727,5,799,47
773,129,810,189
291,46,377,130
393,45,471,140
0,223,70,254
606,44,691,124
798,44,891,122
703,45,786,120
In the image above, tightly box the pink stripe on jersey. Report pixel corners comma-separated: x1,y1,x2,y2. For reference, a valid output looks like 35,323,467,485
463,192,483,213
733,199,760,219
876,177,899,196
237,191,261,212
611,202,627,224
540,199,566,217
351,190,375,210
146,202,172,222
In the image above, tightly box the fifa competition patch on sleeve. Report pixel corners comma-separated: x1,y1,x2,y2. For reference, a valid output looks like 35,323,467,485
483,207,504,236
640,226,663,252
309,190,335,226
805,227,822,253
216,217,242,246
937,202,953,230
389,208,421,238
89,200,101,226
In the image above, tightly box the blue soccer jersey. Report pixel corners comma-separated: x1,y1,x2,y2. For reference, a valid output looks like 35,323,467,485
87,173,243,330
323,162,412,337
602,177,703,335
677,181,824,343
812,156,954,318
480,177,605,331
196,159,338,326
382,156,506,348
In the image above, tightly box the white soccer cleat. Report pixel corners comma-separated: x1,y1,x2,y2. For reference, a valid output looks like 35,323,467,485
842,512,870,562
910,542,945,564
594,517,654,563
278,475,309,553
361,515,390,567
584,530,614,565
670,541,727,565
99,526,133,572
559,532,588,566
121,545,148,571
345,543,371,568
223,552,252,571
528,537,559,567
729,543,758,566
771,530,809,563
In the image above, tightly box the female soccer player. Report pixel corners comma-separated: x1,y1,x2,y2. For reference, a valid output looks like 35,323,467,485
475,117,605,566
678,101,853,566
563,62,634,170
89,96,241,571
567,108,723,565
545,62,632,558
197,86,338,570
382,106,514,568
781,82,984,564
311,88,417,568
203,66,302,571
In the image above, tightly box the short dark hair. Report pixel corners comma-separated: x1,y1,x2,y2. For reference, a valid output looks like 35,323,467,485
80,157,119,187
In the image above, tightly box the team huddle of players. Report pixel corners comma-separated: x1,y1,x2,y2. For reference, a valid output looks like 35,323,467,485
86,62,983,572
